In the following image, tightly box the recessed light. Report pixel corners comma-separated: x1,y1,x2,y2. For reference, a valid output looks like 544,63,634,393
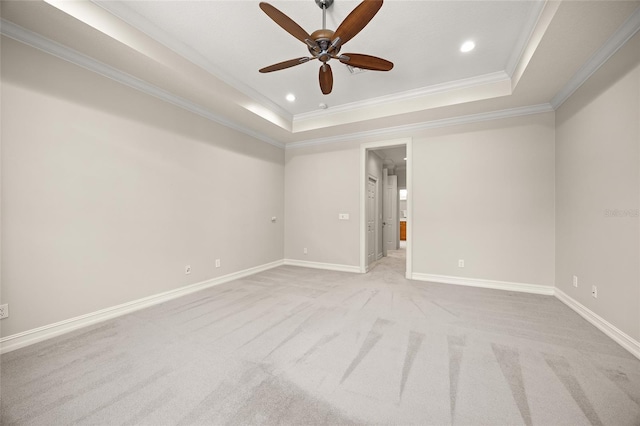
286,93,296,102
460,40,475,53
319,103,328,109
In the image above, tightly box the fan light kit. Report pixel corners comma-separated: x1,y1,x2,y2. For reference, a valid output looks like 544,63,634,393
259,0,393,95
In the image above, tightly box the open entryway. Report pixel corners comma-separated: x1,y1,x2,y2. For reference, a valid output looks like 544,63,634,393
359,138,412,278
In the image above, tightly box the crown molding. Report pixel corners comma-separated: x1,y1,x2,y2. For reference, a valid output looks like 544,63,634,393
550,5,640,109
6,0,637,152
507,0,559,92
91,0,293,125
286,103,554,150
293,71,511,124
91,0,543,136
0,19,285,149
509,0,549,78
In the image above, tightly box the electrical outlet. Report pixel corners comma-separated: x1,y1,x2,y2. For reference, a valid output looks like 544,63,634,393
573,275,578,288
303,248,308,255
339,213,349,220
215,259,221,268
185,265,191,275
458,259,464,268
592,285,597,298
0,304,8,319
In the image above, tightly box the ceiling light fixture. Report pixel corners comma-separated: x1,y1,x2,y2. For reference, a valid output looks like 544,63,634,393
286,93,296,102
460,40,475,53
258,0,394,95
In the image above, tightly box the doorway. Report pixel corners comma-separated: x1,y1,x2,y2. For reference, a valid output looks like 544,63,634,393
359,138,412,278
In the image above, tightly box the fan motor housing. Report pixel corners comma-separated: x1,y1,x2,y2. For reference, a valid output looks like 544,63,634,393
309,29,339,61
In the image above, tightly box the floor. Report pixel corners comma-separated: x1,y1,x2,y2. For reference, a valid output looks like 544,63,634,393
2,253,640,425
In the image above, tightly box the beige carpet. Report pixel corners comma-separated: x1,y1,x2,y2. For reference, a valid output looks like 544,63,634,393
2,254,639,425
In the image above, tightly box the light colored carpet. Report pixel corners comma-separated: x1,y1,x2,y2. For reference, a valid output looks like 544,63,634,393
2,254,640,425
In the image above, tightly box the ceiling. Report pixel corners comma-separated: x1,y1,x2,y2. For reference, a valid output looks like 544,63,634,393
94,0,539,116
2,0,639,146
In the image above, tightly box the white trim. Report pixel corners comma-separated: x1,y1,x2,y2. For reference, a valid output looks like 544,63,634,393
505,0,548,78
286,104,554,149
411,273,555,296
509,0,561,91
405,139,413,280
91,0,293,125
366,174,380,271
3,2,638,148
0,260,284,354
555,288,640,360
283,259,360,274
0,19,285,149
551,5,640,109
294,71,510,123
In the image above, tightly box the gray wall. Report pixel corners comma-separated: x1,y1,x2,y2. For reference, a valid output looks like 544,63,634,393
284,113,556,291
2,27,638,352
555,32,640,341
412,113,556,286
284,144,360,266
1,37,285,337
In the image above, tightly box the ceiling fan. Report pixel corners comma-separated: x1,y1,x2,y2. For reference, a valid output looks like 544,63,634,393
259,0,393,95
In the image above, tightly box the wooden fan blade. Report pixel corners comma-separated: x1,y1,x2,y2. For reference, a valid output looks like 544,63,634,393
333,0,383,47
319,63,333,95
259,2,312,44
259,57,311,73
339,53,393,71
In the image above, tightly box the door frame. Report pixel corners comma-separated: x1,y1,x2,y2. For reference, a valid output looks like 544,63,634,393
383,172,398,256
359,138,412,278
366,174,379,268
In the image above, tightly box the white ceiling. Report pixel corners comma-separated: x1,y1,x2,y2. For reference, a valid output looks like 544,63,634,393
2,0,639,146
95,0,540,117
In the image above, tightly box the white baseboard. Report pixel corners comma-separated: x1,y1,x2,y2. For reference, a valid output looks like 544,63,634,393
555,288,640,360
283,259,361,274
411,273,555,295
0,259,284,354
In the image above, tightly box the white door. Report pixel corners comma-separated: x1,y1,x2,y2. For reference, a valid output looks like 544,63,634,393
383,174,398,253
367,177,377,265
